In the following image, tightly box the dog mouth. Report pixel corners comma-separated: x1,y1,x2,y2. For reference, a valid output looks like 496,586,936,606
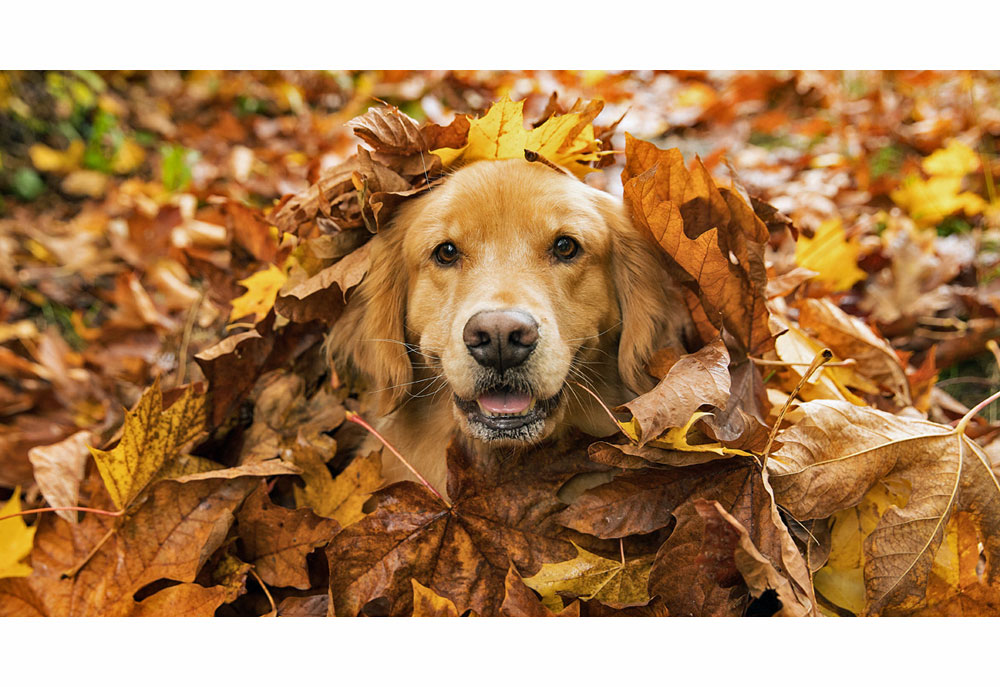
453,385,562,439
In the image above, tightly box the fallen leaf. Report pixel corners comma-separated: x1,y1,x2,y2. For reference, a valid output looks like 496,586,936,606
237,483,340,590
619,339,730,445
768,399,1000,614
89,378,207,511
0,487,35,579
794,217,867,291
229,263,287,324
292,444,381,525
621,135,772,355
522,542,654,609
27,431,92,523
411,579,460,617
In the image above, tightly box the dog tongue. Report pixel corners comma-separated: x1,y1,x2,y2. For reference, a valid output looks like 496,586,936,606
478,390,532,414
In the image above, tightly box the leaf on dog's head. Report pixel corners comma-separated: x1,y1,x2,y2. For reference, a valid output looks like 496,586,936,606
621,135,772,355
351,106,426,157
431,96,608,179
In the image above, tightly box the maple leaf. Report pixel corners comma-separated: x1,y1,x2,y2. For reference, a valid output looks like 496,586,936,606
0,476,256,616
89,378,206,511
26,431,91,523
768,399,1000,615
794,217,867,292
0,488,35,579
292,446,382,525
431,96,607,179
325,439,600,616
229,263,287,324
621,134,772,355
499,566,580,617
522,542,654,610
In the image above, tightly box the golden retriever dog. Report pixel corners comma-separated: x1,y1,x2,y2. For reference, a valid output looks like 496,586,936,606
327,158,688,492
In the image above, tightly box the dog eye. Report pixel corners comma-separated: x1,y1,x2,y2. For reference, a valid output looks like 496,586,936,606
552,236,580,261
433,241,460,266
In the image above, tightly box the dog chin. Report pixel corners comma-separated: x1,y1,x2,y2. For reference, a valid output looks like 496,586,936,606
452,386,564,444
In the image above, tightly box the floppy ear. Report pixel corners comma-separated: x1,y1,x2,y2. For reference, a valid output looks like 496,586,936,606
596,194,689,395
325,225,412,415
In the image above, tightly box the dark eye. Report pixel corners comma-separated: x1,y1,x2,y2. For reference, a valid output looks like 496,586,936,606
552,236,580,261
433,241,460,266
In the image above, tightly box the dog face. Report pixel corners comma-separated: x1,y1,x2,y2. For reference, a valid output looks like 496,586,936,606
329,159,685,448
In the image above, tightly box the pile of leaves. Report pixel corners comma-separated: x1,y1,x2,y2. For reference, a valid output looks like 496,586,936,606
2,71,1000,616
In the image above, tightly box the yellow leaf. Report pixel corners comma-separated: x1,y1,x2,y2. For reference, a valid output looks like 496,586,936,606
522,542,654,609
229,263,287,324
813,482,906,615
28,140,84,174
89,378,207,510
795,217,866,291
922,139,980,178
61,169,108,198
621,412,753,457
431,96,606,179
890,175,986,227
111,139,146,175
0,487,35,579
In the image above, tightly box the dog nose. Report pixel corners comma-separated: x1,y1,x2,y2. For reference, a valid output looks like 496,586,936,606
463,309,539,372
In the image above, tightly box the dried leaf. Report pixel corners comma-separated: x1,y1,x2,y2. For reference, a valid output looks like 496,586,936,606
237,483,339,589
229,263,287,324
27,431,91,523
522,542,654,609
795,218,866,291
411,579,460,617
89,378,206,511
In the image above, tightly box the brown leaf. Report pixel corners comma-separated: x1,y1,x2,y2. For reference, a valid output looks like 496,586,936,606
500,566,580,617
0,476,256,616
693,500,812,616
237,483,340,590
622,135,771,355
620,339,731,445
351,106,426,157
411,579,460,617
768,399,1000,614
326,439,596,616
798,298,911,405
27,430,92,523
131,582,231,617
275,242,371,325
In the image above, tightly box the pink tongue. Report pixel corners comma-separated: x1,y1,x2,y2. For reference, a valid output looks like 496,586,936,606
478,390,531,414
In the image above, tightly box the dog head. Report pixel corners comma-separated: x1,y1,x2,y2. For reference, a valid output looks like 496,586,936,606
328,158,686,446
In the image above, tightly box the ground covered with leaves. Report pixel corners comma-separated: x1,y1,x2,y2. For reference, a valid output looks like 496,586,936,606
2,70,1000,617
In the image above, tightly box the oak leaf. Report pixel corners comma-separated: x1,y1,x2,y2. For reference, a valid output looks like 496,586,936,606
89,378,206,511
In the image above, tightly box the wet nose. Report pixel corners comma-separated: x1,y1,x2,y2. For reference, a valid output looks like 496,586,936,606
463,309,539,373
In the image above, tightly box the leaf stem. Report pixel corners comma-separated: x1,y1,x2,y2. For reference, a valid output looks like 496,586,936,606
345,410,450,507
761,348,832,471
0,505,124,524
956,387,1000,435
249,567,277,617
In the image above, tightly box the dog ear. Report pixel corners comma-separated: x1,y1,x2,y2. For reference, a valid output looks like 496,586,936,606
325,225,412,415
595,194,689,395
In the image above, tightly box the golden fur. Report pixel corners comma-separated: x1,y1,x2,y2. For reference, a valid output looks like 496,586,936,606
327,159,688,492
